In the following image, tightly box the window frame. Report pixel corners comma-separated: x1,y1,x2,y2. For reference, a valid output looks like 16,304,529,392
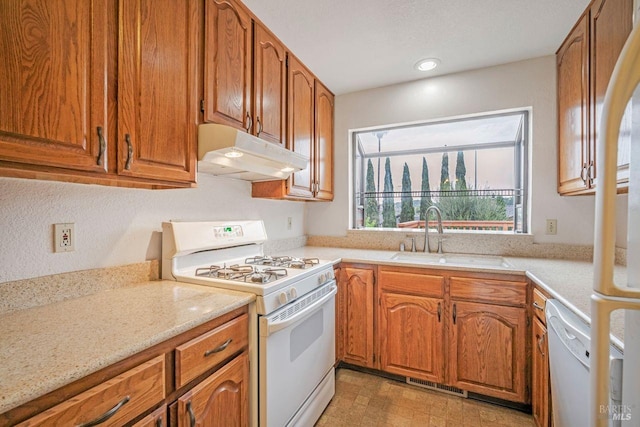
351,109,530,233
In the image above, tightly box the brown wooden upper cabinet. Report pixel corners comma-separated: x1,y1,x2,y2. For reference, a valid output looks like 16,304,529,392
0,0,198,188
557,0,632,195
204,0,287,146
252,56,335,201
0,0,109,174
118,0,198,184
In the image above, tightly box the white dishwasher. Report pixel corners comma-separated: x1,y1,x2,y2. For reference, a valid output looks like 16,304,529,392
545,299,624,427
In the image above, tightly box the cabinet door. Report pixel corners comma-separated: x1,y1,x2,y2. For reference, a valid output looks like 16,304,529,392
118,0,197,183
314,81,334,201
287,54,315,198
254,24,286,146
0,0,109,172
449,300,527,402
379,292,444,382
176,352,248,427
590,0,633,188
532,317,550,427
338,267,375,368
557,13,589,195
204,0,252,132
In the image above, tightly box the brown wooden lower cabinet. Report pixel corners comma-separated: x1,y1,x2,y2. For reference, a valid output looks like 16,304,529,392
532,316,550,427
5,307,249,427
337,264,531,405
448,300,527,402
379,292,444,383
175,352,249,427
337,265,376,368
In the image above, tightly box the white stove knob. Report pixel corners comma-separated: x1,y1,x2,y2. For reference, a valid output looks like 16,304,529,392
289,287,298,299
279,292,288,305
318,273,326,284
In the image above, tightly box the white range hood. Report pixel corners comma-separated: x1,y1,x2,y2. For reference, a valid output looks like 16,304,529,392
198,124,308,181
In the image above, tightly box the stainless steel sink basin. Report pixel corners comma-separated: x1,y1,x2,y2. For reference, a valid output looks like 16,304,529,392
390,252,512,269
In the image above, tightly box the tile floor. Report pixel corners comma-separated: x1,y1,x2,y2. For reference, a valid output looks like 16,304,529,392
315,369,534,427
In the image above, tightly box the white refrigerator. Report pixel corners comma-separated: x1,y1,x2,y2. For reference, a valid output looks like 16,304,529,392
591,6,640,426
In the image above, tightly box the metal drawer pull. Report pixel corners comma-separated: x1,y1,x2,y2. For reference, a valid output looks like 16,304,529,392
533,302,544,311
452,303,457,325
537,331,547,357
187,401,196,427
124,134,133,170
437,302,442,322
96,127,106,166
77,396,130,427
204,338,232,357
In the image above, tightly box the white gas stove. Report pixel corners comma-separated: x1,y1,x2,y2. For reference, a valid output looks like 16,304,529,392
161,220,336,427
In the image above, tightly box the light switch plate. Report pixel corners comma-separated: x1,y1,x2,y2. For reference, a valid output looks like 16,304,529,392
54,223,75,252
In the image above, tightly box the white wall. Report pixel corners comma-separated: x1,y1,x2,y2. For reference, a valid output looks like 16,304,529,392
306,55,629,247
0,175,305,283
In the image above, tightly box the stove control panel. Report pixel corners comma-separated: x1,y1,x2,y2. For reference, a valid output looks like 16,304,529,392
213,225,244,238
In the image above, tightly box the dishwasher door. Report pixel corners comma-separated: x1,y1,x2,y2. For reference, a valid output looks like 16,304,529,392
545,299,623,427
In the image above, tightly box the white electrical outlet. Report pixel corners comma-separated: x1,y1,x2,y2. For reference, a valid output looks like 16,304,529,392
54,223,75,252
287,217,292,230
546,219,557,235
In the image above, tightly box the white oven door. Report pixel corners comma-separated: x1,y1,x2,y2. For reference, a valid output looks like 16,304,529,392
259,281,336,427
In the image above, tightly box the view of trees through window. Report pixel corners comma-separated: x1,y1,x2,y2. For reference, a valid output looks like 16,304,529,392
353,111,528,233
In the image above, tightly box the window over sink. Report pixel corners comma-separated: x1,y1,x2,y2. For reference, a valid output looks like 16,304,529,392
351,110,529,233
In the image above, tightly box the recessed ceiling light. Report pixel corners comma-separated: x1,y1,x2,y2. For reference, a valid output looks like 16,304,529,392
415,58,440,71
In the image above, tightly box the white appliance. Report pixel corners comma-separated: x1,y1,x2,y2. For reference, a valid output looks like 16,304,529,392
591,12,640,427
162,220,336,427
198,124,309,181
546,299,623,426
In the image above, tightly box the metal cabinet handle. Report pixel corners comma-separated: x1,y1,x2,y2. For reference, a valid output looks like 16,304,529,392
96,127,106,166
537,331,547,357
245,113,253,133
155,418,163,427
437,302,441,322
77,396,130,427
186,401,196,427
204,338,232,357
588,160,595,185
124,134,133,170
580,162,588,184
452,303,457,325
533,301,544,311
256,116,263,136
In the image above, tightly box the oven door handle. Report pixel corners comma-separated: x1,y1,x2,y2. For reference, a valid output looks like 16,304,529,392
262,284,337,336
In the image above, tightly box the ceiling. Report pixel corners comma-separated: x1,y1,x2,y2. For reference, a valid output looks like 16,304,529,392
241,0,591,95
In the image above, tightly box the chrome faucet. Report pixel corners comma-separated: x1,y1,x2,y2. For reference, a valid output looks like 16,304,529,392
424,206,444,254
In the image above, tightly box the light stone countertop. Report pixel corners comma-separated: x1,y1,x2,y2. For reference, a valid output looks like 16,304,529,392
0,281,254,416
274,246,626,347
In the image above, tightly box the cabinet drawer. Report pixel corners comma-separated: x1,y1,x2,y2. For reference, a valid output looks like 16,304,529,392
532,288,548,323
379,269,444,297
175,313,248,388
450,277,527,306
19,356,165,427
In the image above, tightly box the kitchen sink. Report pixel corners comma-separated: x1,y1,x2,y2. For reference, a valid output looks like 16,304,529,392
390,252,512,269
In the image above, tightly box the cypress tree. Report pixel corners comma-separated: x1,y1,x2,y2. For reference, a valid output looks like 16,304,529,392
440,152,450,191
364,159,379,227
382,158,397,227
455,151,467,190
399,163,414,223
419,157,432,220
